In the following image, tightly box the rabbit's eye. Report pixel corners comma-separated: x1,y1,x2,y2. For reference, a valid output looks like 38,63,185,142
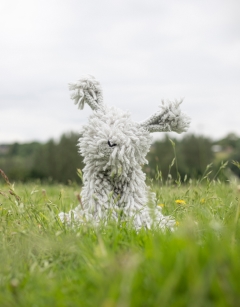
108,140,117,147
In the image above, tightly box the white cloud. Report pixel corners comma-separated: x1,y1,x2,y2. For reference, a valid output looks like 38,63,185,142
0,0,240,143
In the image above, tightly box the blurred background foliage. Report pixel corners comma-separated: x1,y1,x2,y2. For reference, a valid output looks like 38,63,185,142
0,132,240,184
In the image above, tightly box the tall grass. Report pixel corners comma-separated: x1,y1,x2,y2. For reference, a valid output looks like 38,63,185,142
0,166,240,306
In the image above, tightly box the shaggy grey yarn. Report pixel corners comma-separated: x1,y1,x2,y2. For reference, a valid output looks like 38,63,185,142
59,75,191,230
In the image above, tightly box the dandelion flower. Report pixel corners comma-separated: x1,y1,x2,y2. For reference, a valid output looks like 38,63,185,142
158,203,165,208
175,199,186,205
175,221,180,226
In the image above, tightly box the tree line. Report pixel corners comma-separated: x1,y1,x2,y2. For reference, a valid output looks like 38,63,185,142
0,132,240,184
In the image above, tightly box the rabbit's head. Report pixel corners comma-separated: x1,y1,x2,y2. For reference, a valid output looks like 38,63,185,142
79,105,151,175
69,75,190,175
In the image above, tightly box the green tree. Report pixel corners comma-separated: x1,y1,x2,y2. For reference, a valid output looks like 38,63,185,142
178,135,213,178
31,133,84,183
145,134,214,181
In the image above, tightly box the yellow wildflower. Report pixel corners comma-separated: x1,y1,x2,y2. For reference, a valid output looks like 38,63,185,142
175,221,180,226
200,198,205,204
158,203,165,208
175,199,186,205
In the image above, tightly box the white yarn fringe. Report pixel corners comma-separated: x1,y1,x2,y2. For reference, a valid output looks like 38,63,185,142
59,76,190,231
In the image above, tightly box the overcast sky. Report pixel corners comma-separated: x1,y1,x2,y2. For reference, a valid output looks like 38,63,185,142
0,0,239,144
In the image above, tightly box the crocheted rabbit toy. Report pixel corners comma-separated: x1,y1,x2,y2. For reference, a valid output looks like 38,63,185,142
59,75,190,230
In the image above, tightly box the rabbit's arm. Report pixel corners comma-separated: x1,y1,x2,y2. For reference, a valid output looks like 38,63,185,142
69,75,103,110
139,99,190,134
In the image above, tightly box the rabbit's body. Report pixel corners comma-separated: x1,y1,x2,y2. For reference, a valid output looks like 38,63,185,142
59,76,190,230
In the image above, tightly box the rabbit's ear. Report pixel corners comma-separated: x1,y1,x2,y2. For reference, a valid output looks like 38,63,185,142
139,99,191,134
69,75,104,110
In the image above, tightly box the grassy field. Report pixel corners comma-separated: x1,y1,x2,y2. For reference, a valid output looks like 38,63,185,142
0,173,240,306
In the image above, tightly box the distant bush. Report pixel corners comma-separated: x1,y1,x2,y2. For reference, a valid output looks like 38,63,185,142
0,132,240,183
144,134,214,180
